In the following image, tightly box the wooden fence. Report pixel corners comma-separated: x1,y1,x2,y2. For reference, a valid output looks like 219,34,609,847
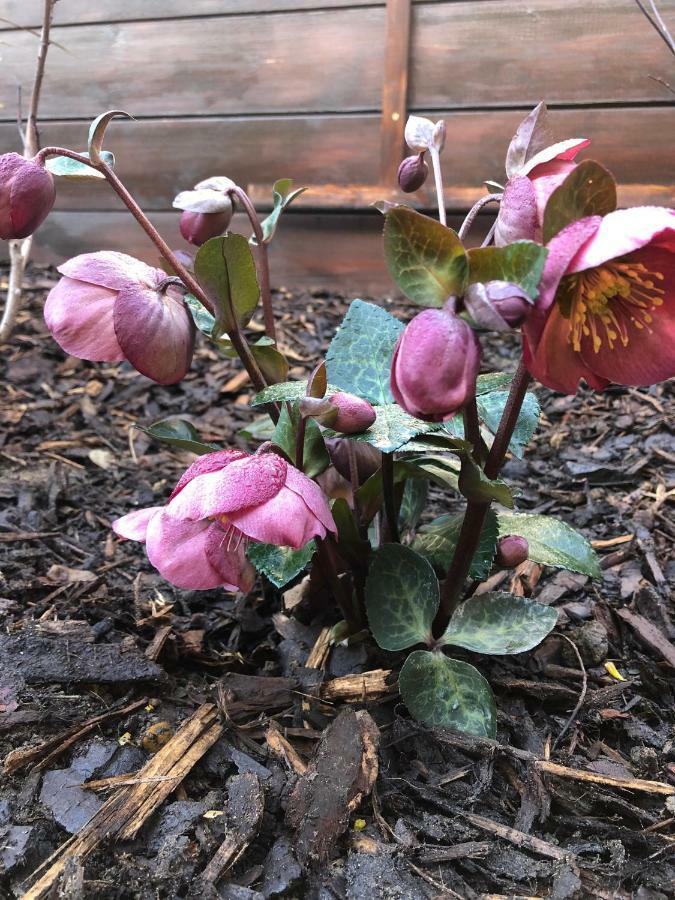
1,0,674,291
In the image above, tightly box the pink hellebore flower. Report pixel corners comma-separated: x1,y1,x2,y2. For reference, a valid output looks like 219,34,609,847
495,138,590,246
390,307,480,421
44,251,195,385
112,449,336,591
0,152,55,240
523,207,675,393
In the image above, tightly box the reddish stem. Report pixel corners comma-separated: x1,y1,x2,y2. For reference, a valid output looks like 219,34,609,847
228,185,275,343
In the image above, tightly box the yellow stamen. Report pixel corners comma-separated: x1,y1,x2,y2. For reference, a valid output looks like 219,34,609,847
560,260,665,354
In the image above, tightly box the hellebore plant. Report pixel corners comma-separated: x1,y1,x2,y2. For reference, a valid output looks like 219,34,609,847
7,101,674,738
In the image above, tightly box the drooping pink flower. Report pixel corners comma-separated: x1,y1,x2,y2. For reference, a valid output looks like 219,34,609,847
44,251,195,384
112,448,336,591
0,152,55,240
390,307,480,421
523,207,675,392
495,139,590,246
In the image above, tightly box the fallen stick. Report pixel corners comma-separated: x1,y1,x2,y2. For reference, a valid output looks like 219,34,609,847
461,811,569,861
536,760,675,797
22,704,222,900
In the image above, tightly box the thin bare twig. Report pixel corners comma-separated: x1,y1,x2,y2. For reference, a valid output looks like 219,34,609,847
552,634,588,751
634,0,675,55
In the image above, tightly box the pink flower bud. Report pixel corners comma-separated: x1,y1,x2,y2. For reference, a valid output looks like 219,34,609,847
464,281,533,331
496,535,529,568
390,308,480,421
0,153,55,240
326,392,376,434
397,153,429,193
179,208,233,246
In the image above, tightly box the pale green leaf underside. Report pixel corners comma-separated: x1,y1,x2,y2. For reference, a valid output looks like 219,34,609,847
247,541,315,589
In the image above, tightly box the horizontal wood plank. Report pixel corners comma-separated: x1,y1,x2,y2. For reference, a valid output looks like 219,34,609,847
410,0,675,107
0,9,386,119
1,2,673,120
12,211,490,294
4,107,671,212
0,1,384,29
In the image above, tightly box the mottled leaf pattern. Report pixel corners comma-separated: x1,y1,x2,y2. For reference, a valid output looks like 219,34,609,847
252,379,340,407
325,300,403,405
247,541,315,589
497,512,601,578
477,390,540,459
412,508,498,579
441,592,558,654
399,651,496,737
365,545,438,651
383,207,468,306
326,404,437,454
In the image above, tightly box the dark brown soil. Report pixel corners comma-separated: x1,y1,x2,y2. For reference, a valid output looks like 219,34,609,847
1,266,674,900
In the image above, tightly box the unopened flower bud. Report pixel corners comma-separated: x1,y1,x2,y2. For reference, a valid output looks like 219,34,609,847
464,281,533,331
390,308,480,422
397,153,429,193
0,152,55,240
179,208,233,246
326,438,381,484
326,392,376,434
497,535,529,568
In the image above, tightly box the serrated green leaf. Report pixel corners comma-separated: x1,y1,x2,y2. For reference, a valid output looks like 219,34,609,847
477,390,540,459
459,457,514,507
258,178,307,244
476,372,513,395
46,150,115,179
271,403,329,478
542,160,617,244
247,540,315,588
252,379,339,407
365,545,438,651
194,234,260,333
497,512,601,578
325,404,436,454
399,650,496,737
397,432,470,454
384,207,468,306
467,241,548,299
136,418,218,455
325,300,403,405
441,592,558,654
412,508,498,579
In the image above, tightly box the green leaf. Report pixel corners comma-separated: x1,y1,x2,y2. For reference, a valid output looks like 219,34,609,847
383,206,468,306
365,545,438,651
476,372,513,395
238,414,275,442
399,478,428,532
184,293,216,336
271,403,329,478
467,241,548,299
325,404,436,454
397,432,470,454
403,455,461,491
477,390,540,459
459,457,514,508
247,540,315,589
325,300,403,405
88,109,133,165
251,342,288,385
194,234,260,333
542,160,617,244
497,512,601,578
252,379,335,407
441,592,558,654
412,508,498,580
136,418,218,455
46,150,115,180
399,650,496,737
258,178,307,244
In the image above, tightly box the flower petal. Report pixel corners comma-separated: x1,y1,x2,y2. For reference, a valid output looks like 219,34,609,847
520,138,590,176
228,484,328,548
58,251,161,291
165,452,287,521
578,245,675,386
44,276,125,361
172,188,232,214
145,513,252,590
113,284,195,384
494,175,538,246
283,465,337,535
112,506,163,542
169,449,248,500
568,207,675,273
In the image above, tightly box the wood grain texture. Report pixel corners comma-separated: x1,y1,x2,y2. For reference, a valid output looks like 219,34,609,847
0,0,384,29
1,1,673,121
380,0,412,182
6,107,671,212
0,8,386,119
411,0,675,107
